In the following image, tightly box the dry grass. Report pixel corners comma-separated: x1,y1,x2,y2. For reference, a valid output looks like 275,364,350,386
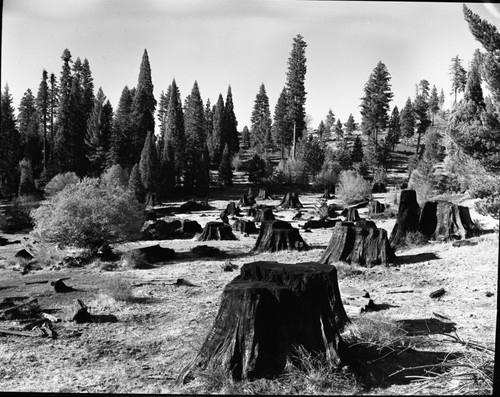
102,278,136,303
400,231,429,248
119,250,150,269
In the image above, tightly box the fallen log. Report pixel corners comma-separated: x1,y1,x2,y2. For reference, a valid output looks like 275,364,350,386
429,288,446,299
0,328,37,337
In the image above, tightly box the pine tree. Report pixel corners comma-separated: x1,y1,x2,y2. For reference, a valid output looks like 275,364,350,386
109,86,135,168
204,99,214,145
36,70,49,174
334,119,343,140
324,109,335,140
316,120,326,141
241,126,251,149
218,144,233,187
418,79,430,101
128,163,145,203
344,114,357,135
400,98,416,139
336,138,352,170
224,85,239,155
439,88,446,111
464,49,485,109
299,136,325,177
271,86,293,157
68,61,88,176
360,61,394,143
85,88,113,176
0,84,22,196
18,158,36,196
413,93,431,156
80,58,95,128
250,83,273,151
286,34,308,158
449,56,467,105
48,72,59,168
428,85,440,125
18,89,41,177
139,131,159,194
386,106,401,150
208,94,225,166
131,49,156,165
351,136,364,164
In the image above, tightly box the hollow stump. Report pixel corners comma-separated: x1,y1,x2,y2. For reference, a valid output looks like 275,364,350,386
176,261,350,384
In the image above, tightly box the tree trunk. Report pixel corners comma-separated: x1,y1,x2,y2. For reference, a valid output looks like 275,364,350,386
389,189,421,247
320,222,395,267
176,260,350,384
368,200,385,216
253,207,275,223
239,193,256,207
221,202,241,217
322,187,331,199
197,222,237,241
252,220,308,252
233,219,259,234
279,192,303,209
315,202,339,220
419,201,480,241
341,207,361,222
257,188,272,200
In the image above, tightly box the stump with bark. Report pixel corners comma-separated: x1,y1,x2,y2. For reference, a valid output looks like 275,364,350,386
252,220,309,252
253,207,275,223
341,207,361,222
257,188,272,200
233,219,259,234
320,222,395,267
315,202,339,220
368,200,385,216
222,202,241,217
372,183,387,193
389,189,421,247
419,201,480,241
176,260,349,384
198,221,237,241
239,193,256,207
279,192,303,209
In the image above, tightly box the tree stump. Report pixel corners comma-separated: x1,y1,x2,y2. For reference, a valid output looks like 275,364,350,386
389,189,421,247
257,188,272,200
239,193,256,207
253,207,275,223
222,202,241,217
302,219,340,230
341,207,361,222
176,260,349,384
279,192,303,209
252,220,309,252
354,219,377,228
372,183,387,193
198,221,237,241
233,219,259,234
419,201,480,241
220,213,229,224
368,200,385,216
133,244,176,263
320,222,395,267
315,202,339,220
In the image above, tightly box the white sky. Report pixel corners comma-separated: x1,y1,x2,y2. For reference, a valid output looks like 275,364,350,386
2,0,500,131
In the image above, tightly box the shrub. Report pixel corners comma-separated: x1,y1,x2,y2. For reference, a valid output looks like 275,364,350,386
247,153,272,184
272,158,309,187
120,250,151,269
101,164,129,190
408,159,437,203
44,172,80,197
0,195,37,232
337,170,372,205
31,177,145,249
103,278,135,303
401,231,429,248
312,162,341,193
342,313,407,348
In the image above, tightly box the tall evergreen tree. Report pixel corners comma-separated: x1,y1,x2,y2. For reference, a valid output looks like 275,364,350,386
128,163,145,203
48,72,59,166
417,79,430,101
464,49,485,108
344,114,357,135
241,126,251,149
439,88,446,111
271,86,293,157
36,70,49,174
285,34,308,158
413,93,431,156
224,85,239,155
218,144,233,187
18,158,36,196
85,88,113,176
208,94,225,166
18,89,42,178
351,136,364,164
360,61,394,143
109,86,135,168
449,55,467,105
386,106,401,150
184,81,209,196
400,98,416,139
68,60,87,176
250,83,273,151
204,99,214,145
428,85,440,125
157,89,170,141
0,84,22,196
80,58,95,128
316,120,326,141
334,119,343,140
131,49,156,165
324,109,335,140
139,131,160,194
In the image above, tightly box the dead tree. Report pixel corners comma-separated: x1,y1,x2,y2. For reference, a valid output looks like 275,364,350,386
257,188,272,199
252,220,309,252
198,222,237,241
419,201,480,241
233,219,259,234
368,200,385,216
389,189,421,247
221,202,241,217
279,192,303,209
341,207,360,222
253,207,275,223
320,222,395,267
176,260,349,383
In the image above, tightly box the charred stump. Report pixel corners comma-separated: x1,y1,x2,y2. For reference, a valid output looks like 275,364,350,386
233,219,259,234
341,207,361,222
279,192,303,209
239,193,257,207
320,222,395,267
389,189,421,247
419,201,480,241
316,202,339,220
252,220,308,252
253,207,275,223
198,221,237,241
372,183,387,193
368,200,385,216
257,188,272,200
222,202,242,217
302,219,340,230
176,260,349,384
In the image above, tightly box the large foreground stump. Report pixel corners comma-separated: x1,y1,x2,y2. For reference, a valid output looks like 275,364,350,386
419,201,480,241
279,192,303,209
320,222,395,267
389,189,421,247
252,220,308,252
176,260,349,383
197,222,237,241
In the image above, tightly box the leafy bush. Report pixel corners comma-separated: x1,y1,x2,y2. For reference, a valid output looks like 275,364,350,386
336,170,372,205
44,172,80,197
312,162,341,193
31,177,145,249
408,159,437,203
0,195,37,232
272,158,309,187
101,164,129,190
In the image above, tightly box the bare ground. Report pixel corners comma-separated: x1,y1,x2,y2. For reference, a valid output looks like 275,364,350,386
0,191,497,394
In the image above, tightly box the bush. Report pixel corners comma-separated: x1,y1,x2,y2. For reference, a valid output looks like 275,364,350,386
401,231,429,248
247,153,272,184
312,162,341,193
101,164,129,190
272,158,309,187
0,195,37,232
44,172,80,197
103,278,135,303
31,177,145,249
408,159,437,203
336,170,372,205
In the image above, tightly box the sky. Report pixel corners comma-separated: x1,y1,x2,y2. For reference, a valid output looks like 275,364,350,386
2,0,500,132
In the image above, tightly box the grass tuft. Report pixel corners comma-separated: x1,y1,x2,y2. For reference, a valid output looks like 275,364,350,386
103,278,136,303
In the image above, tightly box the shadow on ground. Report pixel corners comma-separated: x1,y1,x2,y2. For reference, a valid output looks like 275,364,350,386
395,252,440,265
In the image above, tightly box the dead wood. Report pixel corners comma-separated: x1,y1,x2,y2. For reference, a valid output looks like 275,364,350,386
51,279,76,293
221,202,241,217
0,328,37,337
197,222,237,241
429,288,446,299
257,188,272,199
302,219,339,229
252,220,309,252
191,245,223,257
232,219,258,234
389,189,421,247
341,207,361,222
252,207,275,223
0,298,39,320
368,200,385,216
69,299,91,323
239,193,256,207
279,192,303,209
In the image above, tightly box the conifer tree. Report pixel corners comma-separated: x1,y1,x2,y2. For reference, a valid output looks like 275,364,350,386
18,89,41,176
271,86,293,157
336,138,352,170
439,88,446,111
68,61,87,176
334,119,343,140
218,144,233,187
351,136,364,164
48,72,59,166
204,99,214,145
224,85,239,155
0,84,22,196
316,120,326,141
299,136,325,177
139,131,159,194
344,114,357,135
109,86,135,168
400,98,416,139
464,49,485,108
386,106,401,150
450,56,467,105
157,89,170,138
250,83,273,151
417,79,430,102
241,126,251,149
324,109,335,140
360,61,394,143
36,70,49,174
208,94,225,166
18,158,36,196
131,49,156,165
428,85,440,125
128,163,145,203
80,58,95,126
413,93,431,156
